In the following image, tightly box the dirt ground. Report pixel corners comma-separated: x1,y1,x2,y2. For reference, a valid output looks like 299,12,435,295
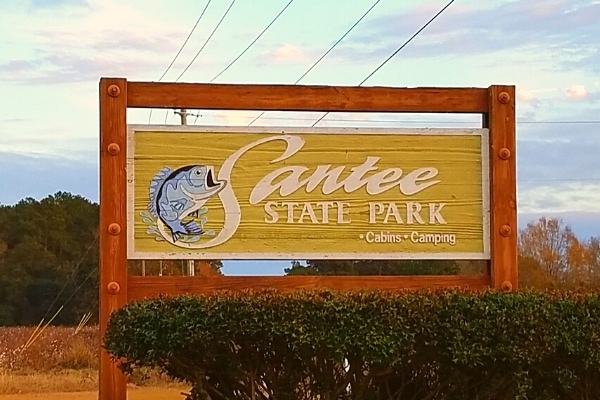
0,387,189,400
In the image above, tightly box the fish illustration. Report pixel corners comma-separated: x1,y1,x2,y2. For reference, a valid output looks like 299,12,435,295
148,165,226,242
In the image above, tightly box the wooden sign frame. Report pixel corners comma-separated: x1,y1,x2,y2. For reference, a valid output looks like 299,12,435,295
99,78,517,400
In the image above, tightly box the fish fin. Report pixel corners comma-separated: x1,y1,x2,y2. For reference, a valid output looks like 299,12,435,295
172,231,182,242
182,220,203,235
148,166,173,216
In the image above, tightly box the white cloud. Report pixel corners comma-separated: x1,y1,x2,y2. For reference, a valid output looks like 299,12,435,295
213,111,262,126
565,84,589,100
261,43,307,63
518,182,600,214
334,0,600,79
0,0,202,85
517,87,535,103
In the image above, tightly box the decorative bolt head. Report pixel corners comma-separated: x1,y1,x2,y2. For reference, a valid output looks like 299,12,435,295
108,85,121,97
500,224,511,237
498,147,511,160
498,91,510,104
107,281,121,295
108,223,121,235
107,143,120,155
501,281,513,291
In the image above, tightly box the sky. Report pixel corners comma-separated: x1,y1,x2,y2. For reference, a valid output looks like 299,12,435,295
0,0,599,275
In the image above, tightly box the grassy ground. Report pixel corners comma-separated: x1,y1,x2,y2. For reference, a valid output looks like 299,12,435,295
0,326,189,397
0,387,188,400
0,369,98,394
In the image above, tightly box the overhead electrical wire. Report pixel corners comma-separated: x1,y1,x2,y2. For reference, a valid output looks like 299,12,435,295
193,113,600,126
57,265,100,315
22,232,99,348
209,0,295,83
162,0,237,124
159,0,213,82
39,233,99,323
294,0,382,84
311,0,456,127
248,0,383,126
149,0,213,123
175,0,238,82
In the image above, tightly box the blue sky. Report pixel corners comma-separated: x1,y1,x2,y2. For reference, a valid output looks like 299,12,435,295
0,0,599,275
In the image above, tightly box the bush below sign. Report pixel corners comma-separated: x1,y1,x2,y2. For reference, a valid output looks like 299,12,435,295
104,289,600,400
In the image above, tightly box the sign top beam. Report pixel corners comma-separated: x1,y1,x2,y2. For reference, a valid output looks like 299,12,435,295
124,81,489,113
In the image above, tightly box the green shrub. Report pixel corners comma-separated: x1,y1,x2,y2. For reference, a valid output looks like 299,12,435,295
103,289,600,400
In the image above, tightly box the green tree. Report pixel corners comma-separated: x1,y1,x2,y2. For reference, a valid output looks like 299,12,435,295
0,192,99,326
285,259,460,276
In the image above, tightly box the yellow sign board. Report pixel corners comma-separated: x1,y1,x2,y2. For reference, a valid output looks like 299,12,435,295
127,126,490,260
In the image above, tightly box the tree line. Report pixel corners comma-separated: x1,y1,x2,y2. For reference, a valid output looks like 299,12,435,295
0,192,598,326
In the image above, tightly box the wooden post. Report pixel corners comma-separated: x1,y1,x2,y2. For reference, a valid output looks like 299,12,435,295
99,78,128,400
487,85,518,291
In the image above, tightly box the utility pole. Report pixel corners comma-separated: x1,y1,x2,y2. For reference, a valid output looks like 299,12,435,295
175,109,188,125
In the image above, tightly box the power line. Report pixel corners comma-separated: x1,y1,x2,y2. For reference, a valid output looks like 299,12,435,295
209,0,295,83
191,106,600,126
149,0,212,123
159,0,212,82
175,0,237,82
58,265,99,315
248,0,383,126
361,0,456,86
518,120,600,125
520,179,600,183
295,0,382,84
163,0,236,125
40,233,99,322
194,112,600,126
312,0,456,127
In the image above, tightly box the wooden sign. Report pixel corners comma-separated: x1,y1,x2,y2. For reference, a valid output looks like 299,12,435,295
99,79,517,400
128,126,490,260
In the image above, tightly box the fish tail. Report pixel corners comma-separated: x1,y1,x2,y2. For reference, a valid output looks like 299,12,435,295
166,223,186,242
182,220,203,235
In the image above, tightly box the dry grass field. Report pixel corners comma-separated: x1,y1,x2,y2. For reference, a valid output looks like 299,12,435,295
0,387,187,400
0,325,190,399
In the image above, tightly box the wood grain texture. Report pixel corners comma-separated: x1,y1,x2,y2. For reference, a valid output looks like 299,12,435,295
487,85,518,290
129,128,489,260
197,262,220,277
128,275,491,300
99,78,128,400
127,82,489,113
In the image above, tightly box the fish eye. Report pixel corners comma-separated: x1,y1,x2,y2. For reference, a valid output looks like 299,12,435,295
194,169,202,176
